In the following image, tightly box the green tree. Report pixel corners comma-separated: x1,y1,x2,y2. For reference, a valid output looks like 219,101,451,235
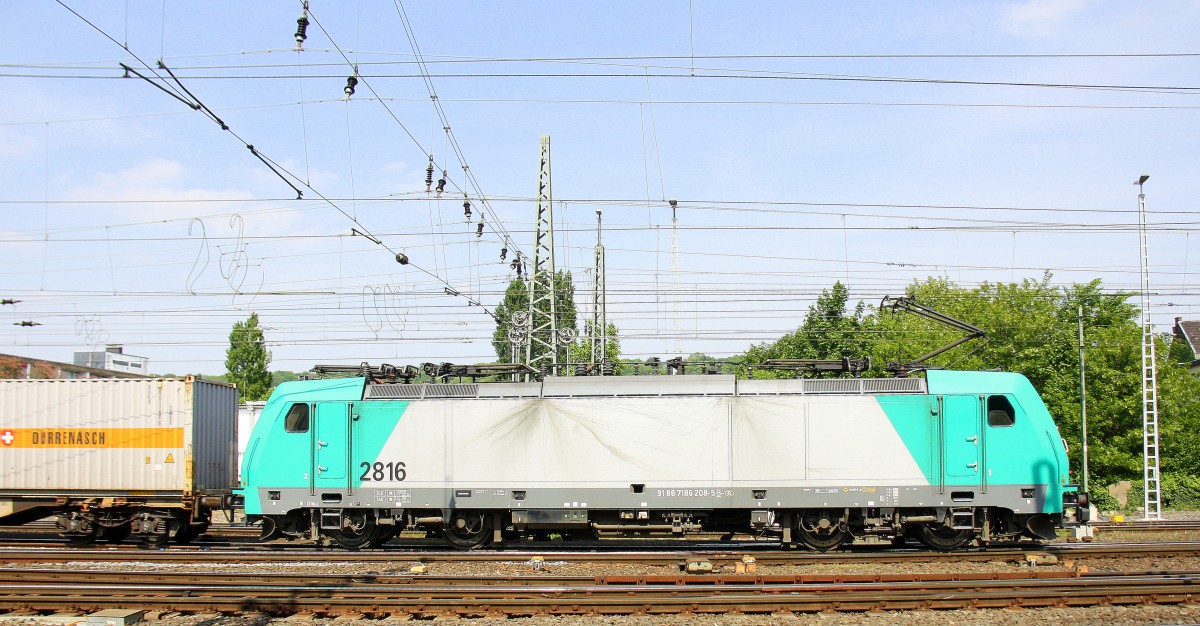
862,274,1200,492
568,321,624,373
225,312,272,401
271,370,302,387
492,271,579,368
740,281,868,378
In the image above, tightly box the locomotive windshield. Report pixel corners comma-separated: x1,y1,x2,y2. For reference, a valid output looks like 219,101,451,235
986,395,1016,427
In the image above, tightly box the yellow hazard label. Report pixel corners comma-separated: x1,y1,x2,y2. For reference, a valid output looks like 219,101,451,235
164,453,175,463
0,428,184,449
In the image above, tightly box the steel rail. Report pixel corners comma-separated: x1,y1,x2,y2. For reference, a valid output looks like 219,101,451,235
1092,521,1200,532
1,541,1198,565
0,570,1196,616
0,566,1087,587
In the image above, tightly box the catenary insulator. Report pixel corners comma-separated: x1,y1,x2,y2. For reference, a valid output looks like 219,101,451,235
395,252,409,265
476,222,484,238
499,247,508,261
463,197,472,221
344,75,358,98
425,157,434,192
436,172,446,194
294,17,309,46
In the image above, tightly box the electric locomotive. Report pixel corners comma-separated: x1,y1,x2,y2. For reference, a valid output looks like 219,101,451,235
238,369,1086,550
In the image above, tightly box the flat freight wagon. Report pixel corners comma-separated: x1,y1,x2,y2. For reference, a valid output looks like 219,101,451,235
0,376,237,545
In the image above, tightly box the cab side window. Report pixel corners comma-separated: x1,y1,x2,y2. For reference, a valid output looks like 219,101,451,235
284,403,310,433
986,395,1015,427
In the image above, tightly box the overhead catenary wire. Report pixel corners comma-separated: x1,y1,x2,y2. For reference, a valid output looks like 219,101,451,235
19,5,1198,371
16,66,1200,95
304,6,524,269
56,0,500,320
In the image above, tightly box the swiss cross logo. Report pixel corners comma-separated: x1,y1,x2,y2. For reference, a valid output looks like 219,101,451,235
0,430,13,446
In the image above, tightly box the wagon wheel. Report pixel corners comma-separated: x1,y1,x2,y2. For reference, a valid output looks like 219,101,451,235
795,510,849,552
326,512,381,550
100,524,131,544
62,529,97,546
441,511,493,550
173,522,208,545
915,523,974,551
141,529,171,547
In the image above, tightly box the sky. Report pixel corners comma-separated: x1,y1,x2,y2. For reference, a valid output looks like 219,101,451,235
1,1,1199,375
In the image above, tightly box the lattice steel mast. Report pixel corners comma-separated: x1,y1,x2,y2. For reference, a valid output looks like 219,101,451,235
525,135,558,376
1136,175,1163,521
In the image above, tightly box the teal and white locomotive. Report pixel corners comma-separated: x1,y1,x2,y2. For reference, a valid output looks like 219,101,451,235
237,369,1085,550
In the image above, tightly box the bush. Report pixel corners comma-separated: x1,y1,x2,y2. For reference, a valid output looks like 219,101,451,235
1121,474,1200,512
1087,489,1119,513
1164,474,1200,510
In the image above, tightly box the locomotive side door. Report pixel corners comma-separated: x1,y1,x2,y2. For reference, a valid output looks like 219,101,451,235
941,395,982,485
313,402,351,489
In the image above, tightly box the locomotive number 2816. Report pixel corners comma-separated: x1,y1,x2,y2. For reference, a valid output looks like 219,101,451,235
359,461,406,482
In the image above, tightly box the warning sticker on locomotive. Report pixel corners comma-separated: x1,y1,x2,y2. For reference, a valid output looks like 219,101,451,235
0,428,184,448
372,489,412,504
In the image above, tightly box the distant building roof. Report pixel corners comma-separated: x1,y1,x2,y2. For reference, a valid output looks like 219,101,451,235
73,344,149,375
1174,319,1200,350
1172,318,1200,372
0,352,150,379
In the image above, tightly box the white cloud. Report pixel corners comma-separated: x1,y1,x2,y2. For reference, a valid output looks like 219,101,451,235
63,158,244,204
1002,0,1086,36
0,126,40,159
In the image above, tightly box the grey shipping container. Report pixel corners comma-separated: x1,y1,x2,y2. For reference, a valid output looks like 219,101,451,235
0,376,237,544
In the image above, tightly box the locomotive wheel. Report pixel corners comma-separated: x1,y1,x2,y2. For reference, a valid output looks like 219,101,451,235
442,511,493,550
796,510,849,552
369,526,398,548
327,514,381,550
915,523,974,551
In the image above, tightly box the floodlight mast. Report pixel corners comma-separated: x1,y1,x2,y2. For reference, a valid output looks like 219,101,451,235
590,209,608,373
1135,174,1163,521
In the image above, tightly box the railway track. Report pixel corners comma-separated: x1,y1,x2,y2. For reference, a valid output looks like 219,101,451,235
1092,520,1200,532
0,541,1197,566
0,566,1195,617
